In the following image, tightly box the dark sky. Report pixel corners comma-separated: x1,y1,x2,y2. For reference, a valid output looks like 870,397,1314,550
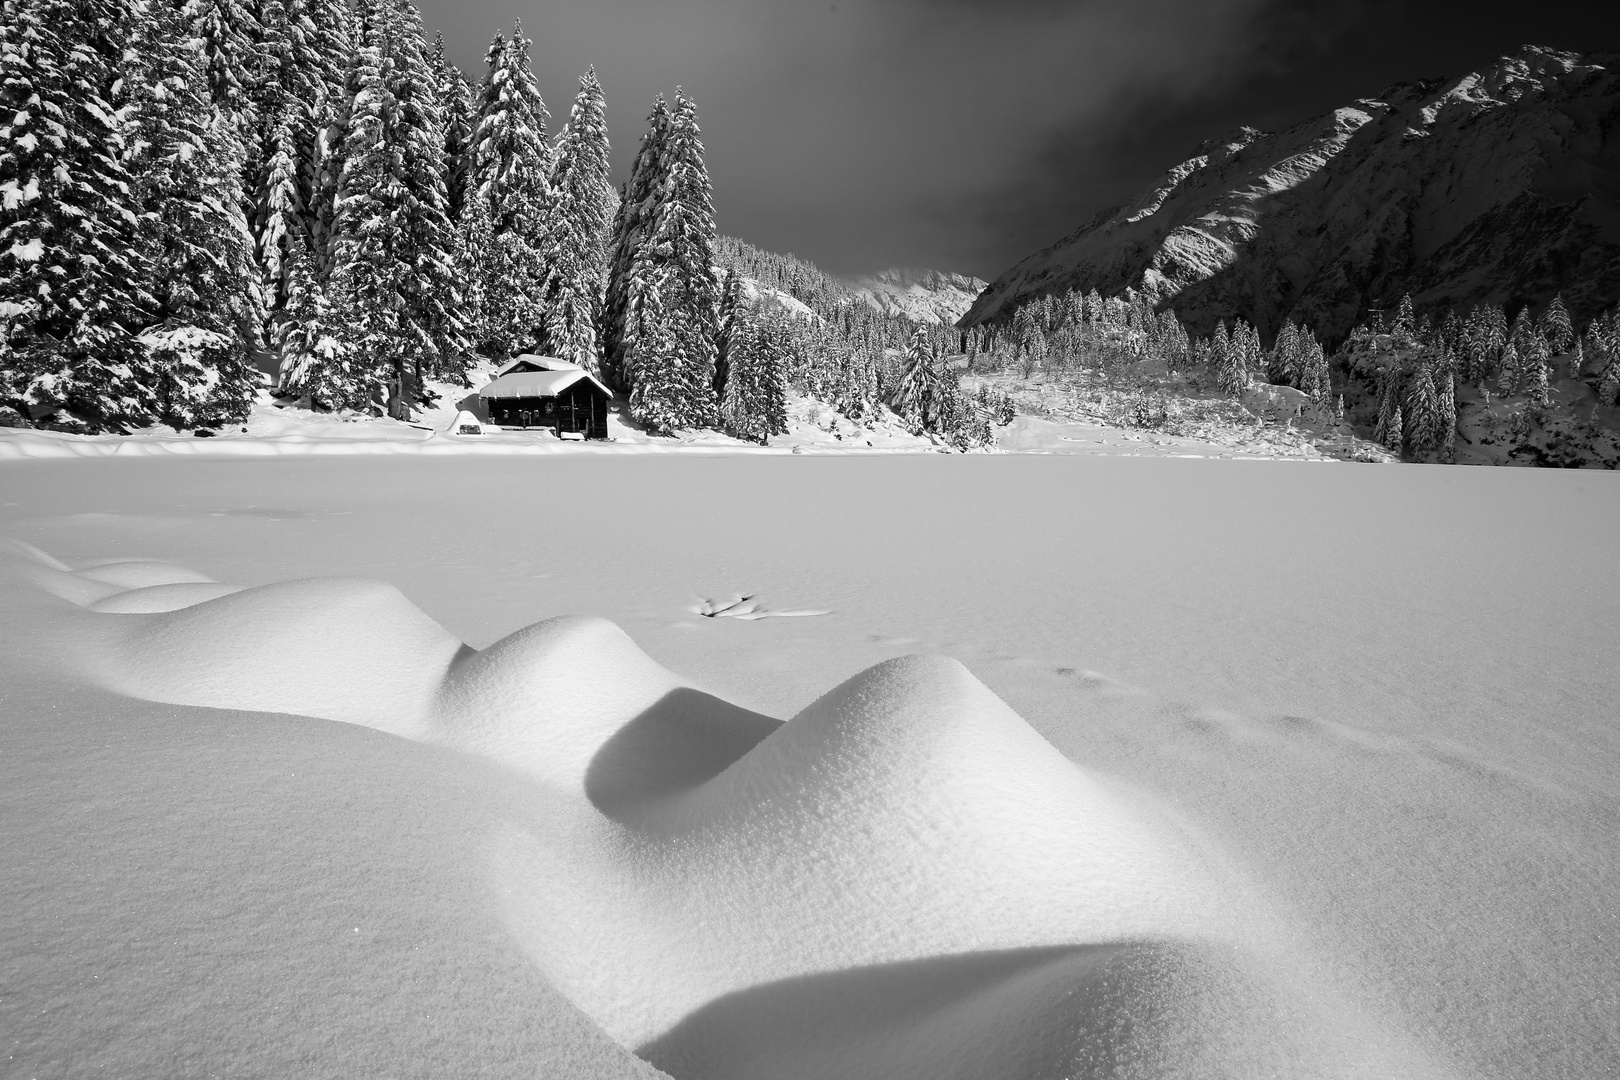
416,0,1619,280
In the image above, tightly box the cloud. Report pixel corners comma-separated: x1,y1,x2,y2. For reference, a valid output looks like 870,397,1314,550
425,0,1292,276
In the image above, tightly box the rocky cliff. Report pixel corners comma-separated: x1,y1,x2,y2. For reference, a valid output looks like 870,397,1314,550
963,46,1620,340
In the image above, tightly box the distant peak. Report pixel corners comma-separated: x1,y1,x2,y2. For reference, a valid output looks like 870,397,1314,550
852,267,988,290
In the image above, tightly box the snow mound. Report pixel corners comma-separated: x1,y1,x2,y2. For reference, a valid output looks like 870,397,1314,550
91,581,247,613
75,560,218,589
83,577,465,736
434,615,779,798
10,541,1416,1080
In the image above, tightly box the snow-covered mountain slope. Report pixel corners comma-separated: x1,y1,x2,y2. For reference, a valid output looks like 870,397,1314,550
847,268,989,325
964,46,1620,338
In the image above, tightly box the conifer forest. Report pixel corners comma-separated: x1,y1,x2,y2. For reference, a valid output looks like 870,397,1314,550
2,1,1617,461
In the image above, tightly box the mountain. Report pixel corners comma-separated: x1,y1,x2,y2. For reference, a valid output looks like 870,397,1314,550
962,46,1620,339
846,268,989,325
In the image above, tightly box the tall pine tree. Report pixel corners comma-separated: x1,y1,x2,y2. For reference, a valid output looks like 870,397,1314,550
469,21,550,358
122,0,264,425
537,68,614,373
613,91,720,430
601,95,670,391
321,0,463,413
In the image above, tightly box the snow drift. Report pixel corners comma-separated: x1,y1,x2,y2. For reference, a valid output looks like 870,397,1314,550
4,538,1444,1080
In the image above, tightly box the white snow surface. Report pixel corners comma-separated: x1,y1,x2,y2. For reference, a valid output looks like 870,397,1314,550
3,455,1618,1080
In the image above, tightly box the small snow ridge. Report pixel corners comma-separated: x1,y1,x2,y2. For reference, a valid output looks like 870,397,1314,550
691,593,832,620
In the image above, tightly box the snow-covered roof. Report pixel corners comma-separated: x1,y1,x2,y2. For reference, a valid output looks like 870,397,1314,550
478,369,612,400
494,354,584,377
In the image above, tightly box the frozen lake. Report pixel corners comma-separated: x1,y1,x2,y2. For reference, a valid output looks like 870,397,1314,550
3,453,1616,1079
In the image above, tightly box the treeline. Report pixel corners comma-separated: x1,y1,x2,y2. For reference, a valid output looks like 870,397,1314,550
1341,295,1620,460
0,0,763,438
963,287,1332,396
977,284,1620,459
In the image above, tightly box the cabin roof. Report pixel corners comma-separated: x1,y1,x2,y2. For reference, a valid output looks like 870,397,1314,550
494,354,584,377
478,368,612,400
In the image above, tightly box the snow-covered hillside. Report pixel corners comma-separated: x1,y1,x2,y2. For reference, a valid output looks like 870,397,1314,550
847,268,989,325
964,46,1620,338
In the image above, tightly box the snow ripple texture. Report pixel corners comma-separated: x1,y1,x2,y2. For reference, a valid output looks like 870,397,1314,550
4,536,1441,1080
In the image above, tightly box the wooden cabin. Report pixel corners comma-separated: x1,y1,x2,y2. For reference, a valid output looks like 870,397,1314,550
478,355,612,439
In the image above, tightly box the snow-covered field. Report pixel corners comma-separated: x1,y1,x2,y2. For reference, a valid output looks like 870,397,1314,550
2,452,1616,1080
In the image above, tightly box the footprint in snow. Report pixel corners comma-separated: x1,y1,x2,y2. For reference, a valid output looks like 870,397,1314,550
691,594,831,620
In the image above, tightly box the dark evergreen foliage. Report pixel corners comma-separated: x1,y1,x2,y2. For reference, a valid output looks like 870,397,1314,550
0,0,150,429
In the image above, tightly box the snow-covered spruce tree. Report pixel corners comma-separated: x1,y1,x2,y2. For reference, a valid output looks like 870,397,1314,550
1297,328,1332,403
1464,304,1506,386
257,98,305,318
1014,304,1044,376
537,68,614,373
274,240,345,395
322,0,464,414
1403,357,1441,455
625,268,690,434
387,0,469,386
721,309,788,444
0,0,152,429
1156,310,1189,372
1268,321,1301,385
1373,368,1403,452
714,269,743,401
1435,358,1457,463
1205,322,1229,390
1392,294,1417,341
1496,340,1520,396
1439,310,1465,368
1598,346,1620,407
1523,330,1552,409
1540,294,1574,356
449,172,495,366
429,33,474,223
122,0,265,426
887,327,946,433
621,91,720,430
186,0,262,120
601,95,670,391
298,0,356,278
1216,321,1250,397
469,22,550,358
1586,319,1613,399
1501,308,1540,394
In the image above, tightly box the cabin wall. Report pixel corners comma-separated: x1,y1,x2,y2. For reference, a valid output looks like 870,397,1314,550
484,385,610,438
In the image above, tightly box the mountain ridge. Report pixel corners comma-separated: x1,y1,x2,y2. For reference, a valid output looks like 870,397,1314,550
962,45,1620,339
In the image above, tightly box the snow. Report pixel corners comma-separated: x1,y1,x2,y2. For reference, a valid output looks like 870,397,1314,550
7,236,45,262
3,455,1618,1080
